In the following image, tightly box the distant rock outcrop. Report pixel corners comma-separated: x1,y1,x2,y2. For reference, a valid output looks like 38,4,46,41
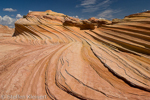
0,10,150,100
124,10,150,20
88,17,111,26
0,24,14,37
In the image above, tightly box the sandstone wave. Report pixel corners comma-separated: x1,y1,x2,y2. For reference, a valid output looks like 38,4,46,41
0,10,150,100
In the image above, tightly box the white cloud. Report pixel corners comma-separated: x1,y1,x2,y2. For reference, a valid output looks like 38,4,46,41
97,9,121,19
16,14,23,18
0,14,22,28
77,0,111,13
29,10,32,13
70,15,78,18
82,7,99,13
81,0,96,6
3,8,17,12
0,16,2,22
142,9,150,12
97,9,113,19
2,15,15,24
99,18,105,20
69,15,84,20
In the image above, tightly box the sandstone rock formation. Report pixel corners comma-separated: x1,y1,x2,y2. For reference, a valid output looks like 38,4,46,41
0,10,150,100
88,17,111,27
124,10,150,20
0,24,14,37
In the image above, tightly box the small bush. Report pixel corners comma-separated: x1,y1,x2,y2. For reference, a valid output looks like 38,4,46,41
23,15,27,18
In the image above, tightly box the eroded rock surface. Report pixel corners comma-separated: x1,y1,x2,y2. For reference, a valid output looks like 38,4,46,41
0,24,14,37
0,10,150,100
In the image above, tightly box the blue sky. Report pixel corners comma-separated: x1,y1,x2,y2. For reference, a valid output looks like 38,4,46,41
0,0,150,28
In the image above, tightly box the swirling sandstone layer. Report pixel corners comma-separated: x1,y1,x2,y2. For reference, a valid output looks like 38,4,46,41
0,10,150,100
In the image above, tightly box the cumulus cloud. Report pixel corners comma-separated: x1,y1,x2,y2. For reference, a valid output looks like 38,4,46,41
0,14,23,28
69,15,84,20
16,14,23,18
97,9,121,19
3,8,17,12
29,10,32,13
0,15,16,28
77,0,111,13
0,16,2,21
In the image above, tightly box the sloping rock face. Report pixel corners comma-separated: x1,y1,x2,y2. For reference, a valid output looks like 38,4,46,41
112,11,150,24
0,24,14,37
124,10,150,20
0,10,150,100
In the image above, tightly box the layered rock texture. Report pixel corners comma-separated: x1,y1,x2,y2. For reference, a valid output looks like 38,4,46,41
0,10,150,100
0,24,14,37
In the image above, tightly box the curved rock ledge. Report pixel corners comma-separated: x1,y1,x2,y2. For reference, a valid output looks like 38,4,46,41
0,10,150,100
